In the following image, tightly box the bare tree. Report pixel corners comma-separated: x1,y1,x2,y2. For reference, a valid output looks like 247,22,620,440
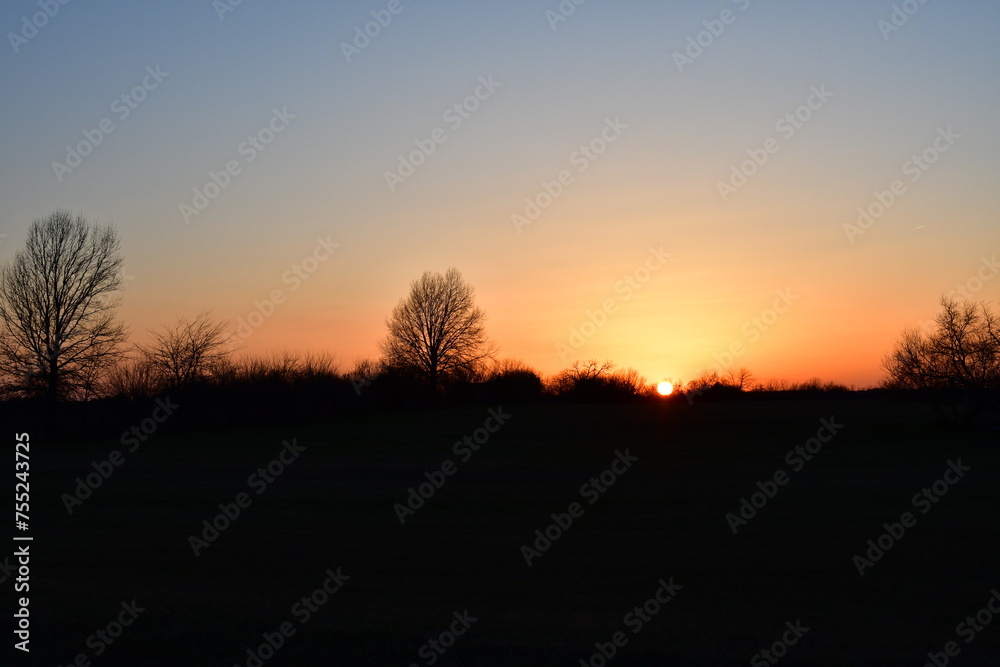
726,366,755,391
687,369,722,393
345,357,381,395
568,359,616,380
379,268,497,391
605,367,654,397
548,360,652,399
0,212,127,401
485,357,544,400
883,297,1000,423
102,357,160,400
138,311,232,388
547,359,616,395
488,357,539,379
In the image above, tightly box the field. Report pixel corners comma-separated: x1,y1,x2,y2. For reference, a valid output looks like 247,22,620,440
15,398,1000,665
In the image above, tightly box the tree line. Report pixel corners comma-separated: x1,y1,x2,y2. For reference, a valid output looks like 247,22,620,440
0,212,997,433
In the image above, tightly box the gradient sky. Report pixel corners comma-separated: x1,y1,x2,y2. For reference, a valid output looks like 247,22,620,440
1,0,997,388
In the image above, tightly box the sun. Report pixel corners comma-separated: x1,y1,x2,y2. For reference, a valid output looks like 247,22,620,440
657,381,674,396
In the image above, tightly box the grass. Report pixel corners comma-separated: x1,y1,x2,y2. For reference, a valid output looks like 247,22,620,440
16,397,1000,665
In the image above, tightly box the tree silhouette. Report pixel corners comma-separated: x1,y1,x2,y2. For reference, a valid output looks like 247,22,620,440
726,367,755,391
0,212,127,400
883,297,1000,423
548,360,651,401
380,268,496,392
138,310,232,389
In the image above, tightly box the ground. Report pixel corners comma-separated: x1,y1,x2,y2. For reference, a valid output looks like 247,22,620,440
12,397,1000,665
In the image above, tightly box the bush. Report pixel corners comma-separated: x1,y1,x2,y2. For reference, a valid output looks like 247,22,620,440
485,358,544,403
548,360,653,402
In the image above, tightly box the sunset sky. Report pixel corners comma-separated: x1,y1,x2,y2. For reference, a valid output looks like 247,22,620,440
1,0,997,388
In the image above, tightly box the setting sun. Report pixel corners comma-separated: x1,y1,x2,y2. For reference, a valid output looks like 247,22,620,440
657,381,674,396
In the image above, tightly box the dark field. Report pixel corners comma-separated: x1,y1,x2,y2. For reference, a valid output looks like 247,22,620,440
13,398,1000,665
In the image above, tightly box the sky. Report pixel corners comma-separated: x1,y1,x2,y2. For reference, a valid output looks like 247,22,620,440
0,0,997,388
